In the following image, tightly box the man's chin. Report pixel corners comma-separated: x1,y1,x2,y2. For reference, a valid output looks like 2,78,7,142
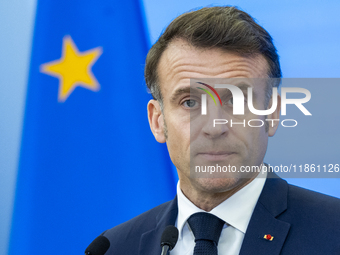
192,176,251,194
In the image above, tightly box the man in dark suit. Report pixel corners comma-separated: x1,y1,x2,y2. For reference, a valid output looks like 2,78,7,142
87,6,340,254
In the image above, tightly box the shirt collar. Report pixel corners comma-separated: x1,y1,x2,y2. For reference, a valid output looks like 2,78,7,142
176,167,267,239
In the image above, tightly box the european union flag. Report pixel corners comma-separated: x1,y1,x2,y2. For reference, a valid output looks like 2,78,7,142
9,0,176,254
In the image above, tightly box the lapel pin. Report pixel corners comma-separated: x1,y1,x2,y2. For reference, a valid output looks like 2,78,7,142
264,234,274,241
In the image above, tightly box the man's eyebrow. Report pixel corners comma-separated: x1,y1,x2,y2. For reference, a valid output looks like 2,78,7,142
238,83,252,94
216,82,259,100
170,87,200,103
216,82,251,94
170,83,253,102
233,82,251,91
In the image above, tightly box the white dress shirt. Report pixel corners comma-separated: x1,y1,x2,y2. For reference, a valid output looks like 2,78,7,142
170,170,267,255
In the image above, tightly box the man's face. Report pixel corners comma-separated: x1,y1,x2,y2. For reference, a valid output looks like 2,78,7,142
147,39,279,197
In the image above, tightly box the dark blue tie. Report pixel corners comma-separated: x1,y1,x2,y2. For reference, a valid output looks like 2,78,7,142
187,212,225,255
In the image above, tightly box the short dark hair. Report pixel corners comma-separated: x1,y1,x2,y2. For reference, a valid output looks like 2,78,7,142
144,6,281,105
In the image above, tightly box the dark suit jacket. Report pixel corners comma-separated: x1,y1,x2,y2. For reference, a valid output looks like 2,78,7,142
96,175,340,254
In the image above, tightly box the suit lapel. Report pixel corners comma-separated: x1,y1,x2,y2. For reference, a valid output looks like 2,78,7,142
240,173,291,255
138,172,291,255
138,196,178,255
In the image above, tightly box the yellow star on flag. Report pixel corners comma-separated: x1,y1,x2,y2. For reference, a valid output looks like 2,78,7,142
40,35,102,102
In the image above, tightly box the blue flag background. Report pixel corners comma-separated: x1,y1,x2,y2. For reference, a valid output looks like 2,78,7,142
8,0,176,254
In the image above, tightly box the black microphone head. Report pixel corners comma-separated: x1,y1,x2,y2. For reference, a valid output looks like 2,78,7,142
85,236,110,255
160,225,179,251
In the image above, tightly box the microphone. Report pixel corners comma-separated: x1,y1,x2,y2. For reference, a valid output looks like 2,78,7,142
85,236,110,255
160,225,179,255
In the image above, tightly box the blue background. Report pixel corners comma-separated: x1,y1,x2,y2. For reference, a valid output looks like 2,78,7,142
0,0,339,254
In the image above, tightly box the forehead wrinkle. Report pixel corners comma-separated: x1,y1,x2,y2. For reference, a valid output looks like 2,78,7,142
158,40,269,101
213,58,268,78
164,57,268,83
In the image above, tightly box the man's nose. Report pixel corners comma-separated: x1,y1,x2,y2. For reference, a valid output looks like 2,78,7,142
201,100,229,139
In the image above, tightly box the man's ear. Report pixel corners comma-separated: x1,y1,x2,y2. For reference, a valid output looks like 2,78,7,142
267,94,281,137
147,100,166,143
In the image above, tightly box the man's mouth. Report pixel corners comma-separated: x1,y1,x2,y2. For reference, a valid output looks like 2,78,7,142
196,151,235,161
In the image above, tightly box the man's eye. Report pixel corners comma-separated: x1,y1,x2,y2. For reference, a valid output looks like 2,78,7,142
183,99,198,108
225,96,247,106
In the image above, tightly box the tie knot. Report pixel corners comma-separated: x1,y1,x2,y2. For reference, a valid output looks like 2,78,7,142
187,212,225,244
